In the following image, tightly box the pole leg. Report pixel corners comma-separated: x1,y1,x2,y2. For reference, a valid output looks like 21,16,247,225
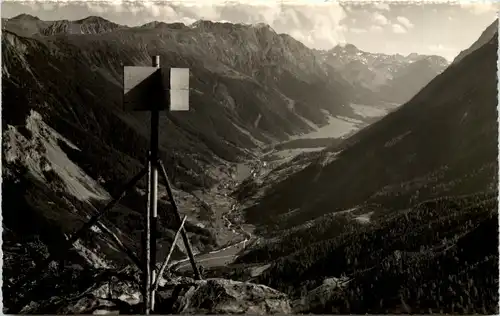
150,157,159,312
157,159,202,280
144,153,152,315
7,167,148,313
152,215,187,291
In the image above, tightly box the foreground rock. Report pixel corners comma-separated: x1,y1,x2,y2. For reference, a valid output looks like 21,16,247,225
156,277,292,314
16,271,291,315
17,267,142,314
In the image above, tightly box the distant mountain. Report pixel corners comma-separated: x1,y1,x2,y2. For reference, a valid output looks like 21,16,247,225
317,43,449,103
235,22,498,314
40,16,126,35
2,14,126,36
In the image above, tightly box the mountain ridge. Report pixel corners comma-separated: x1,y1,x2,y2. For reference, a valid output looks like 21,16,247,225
318,43,449,103
3,15,448,106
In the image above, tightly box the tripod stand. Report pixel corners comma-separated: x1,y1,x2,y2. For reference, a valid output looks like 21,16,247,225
142,150,202,314
7,55,200,314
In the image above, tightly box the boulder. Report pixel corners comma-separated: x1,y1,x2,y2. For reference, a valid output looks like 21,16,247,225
156,278,292,314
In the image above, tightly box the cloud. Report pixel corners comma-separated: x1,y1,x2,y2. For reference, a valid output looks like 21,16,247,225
276,4,348,49
370,25,384,33
428,44,445,51
428,44,458,60
391,24,406,34
428,44,457,53
373,3,391,11
350,27,367,34
460,2,499,15
396,16,414,29
372,12,389,25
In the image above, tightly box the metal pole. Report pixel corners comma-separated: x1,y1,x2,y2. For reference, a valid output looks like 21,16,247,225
158,159,202,280
144,152,152,315
149,55,161,312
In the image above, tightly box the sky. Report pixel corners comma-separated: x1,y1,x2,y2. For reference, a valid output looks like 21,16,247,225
1,0,499,61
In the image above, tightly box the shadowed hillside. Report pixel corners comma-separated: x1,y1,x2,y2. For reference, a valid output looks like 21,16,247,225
233,21,499,314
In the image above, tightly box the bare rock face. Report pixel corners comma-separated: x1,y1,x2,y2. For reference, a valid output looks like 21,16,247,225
157,278,292,314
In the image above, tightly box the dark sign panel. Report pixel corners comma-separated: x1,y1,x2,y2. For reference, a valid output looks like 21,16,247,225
123,66,167,111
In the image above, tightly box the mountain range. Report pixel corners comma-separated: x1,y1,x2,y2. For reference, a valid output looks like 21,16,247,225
1,13,496,314
318,43,448,103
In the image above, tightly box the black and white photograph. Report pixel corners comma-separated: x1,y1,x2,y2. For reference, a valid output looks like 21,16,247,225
1,0,499,314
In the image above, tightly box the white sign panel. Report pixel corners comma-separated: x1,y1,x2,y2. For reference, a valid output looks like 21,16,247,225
169,68,190,111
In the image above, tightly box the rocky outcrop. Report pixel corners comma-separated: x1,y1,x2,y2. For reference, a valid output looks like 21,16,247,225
16,273,291,315
156,277,292,314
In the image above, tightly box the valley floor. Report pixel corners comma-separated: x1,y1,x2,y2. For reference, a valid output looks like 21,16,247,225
171,102,399,274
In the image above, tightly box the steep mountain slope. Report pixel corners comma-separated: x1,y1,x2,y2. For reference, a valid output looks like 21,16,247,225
233,23,498,313
453,19,498,64
318,44,448,103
